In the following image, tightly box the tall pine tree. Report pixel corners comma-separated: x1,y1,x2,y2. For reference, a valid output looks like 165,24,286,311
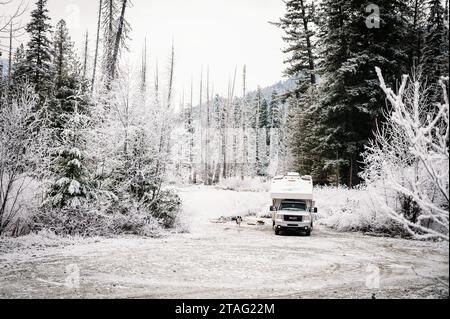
49,20,89,134
406,0,427,69
312,0,410,186
25,0,53,101
45,107,91,208
273,0,317,94
274,0,318,177
44,20,92,208
10,44,28,88
422,0,449,102
268,91,282,129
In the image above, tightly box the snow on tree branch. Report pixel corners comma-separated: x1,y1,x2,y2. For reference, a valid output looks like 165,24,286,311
362,68,449,241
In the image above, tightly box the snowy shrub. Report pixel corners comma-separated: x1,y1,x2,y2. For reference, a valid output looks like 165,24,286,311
103,187,181,230
106,209,163,237
33,206,111,237
315,186,406,236
0,84,45,236
147,189,182,229
32,205,164,237
360,69,449,240
33,182,181,237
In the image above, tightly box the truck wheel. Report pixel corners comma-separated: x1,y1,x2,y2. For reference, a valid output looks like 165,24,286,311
275,228,281,236
305,230,311,237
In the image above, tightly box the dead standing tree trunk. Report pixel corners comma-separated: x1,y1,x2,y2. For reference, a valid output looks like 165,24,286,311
82,31,89,79
204,67,211,184
109,0,128,83
7,21,13,87
189,77,195,184
241,65,248,180
195,67,203,184
91,0,102,92
156,42,175,179
223,67,237,179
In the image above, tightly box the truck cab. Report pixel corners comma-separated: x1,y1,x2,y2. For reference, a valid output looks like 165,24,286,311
270,173,318,236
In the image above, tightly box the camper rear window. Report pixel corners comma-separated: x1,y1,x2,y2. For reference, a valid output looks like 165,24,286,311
280,202,307,211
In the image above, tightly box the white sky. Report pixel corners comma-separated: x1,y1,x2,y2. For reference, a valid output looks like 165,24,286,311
3,0,286,103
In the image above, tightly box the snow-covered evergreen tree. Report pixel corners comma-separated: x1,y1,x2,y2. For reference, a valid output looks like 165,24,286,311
183,100,195,182
258,97,270,176
250,88,270,176
43,20,92,208
267,91,283,175
44,105,91,208
268,91,282,130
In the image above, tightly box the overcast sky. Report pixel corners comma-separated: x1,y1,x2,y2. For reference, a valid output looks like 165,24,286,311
3,0,286,103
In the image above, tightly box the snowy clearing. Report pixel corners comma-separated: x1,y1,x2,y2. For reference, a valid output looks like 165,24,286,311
0,186,448,299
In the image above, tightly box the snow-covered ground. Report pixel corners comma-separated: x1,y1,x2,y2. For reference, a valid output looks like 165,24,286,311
0,186,448,299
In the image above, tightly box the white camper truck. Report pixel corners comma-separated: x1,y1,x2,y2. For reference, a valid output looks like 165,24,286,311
270,173,318,236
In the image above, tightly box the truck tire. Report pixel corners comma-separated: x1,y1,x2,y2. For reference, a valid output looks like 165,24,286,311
275,228,281,236
305,230,311,237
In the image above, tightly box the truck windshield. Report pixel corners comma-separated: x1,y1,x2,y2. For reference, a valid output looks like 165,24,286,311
280,202,307,211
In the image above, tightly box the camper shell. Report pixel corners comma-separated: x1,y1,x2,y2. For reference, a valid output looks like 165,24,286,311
270,173,318,236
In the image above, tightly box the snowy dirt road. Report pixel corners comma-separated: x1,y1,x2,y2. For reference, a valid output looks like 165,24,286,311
0,187,448,299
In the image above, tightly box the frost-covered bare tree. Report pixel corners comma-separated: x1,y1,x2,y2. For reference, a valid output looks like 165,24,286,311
0,84,40,235
0,0,26,34
156,42,175,174
361,67,449,240
0,0,26,88
240,65,248,181
91,0,102,91
0,0,26,90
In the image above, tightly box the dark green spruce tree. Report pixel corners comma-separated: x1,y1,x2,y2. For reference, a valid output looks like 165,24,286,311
406,0,427,70
274,0,318,177
11,44,28,86
49,19,90,134
25,0,53,101
274,0,317,92
313,0,410,187
422,0,449,103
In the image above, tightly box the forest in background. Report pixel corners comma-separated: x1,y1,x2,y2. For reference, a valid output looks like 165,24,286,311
0,0,448,240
